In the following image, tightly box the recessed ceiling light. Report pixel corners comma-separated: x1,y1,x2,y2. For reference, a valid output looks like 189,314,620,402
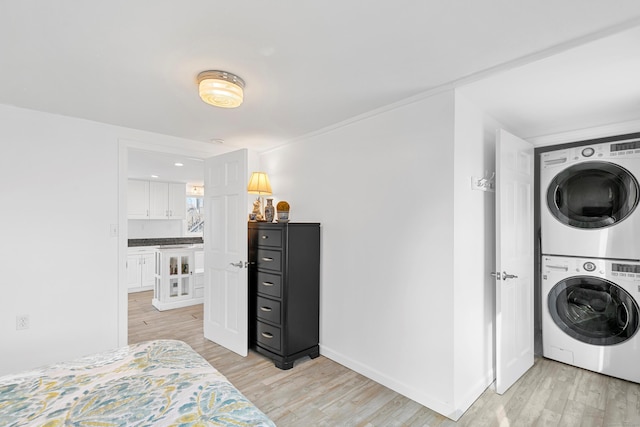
151,175,159,178
174,162,184,167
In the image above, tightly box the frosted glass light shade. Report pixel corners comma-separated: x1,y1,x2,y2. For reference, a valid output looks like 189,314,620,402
197,70,245,108
247,172,272,195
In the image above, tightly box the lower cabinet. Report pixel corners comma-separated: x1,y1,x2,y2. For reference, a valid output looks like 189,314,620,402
194,249,204,299
127,249,155,293
152,248,203,311
249,222,321,370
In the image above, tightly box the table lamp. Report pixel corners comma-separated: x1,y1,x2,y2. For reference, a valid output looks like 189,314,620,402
247,172,272,220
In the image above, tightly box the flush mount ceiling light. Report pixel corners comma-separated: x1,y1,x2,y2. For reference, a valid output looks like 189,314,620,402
197,70,245,108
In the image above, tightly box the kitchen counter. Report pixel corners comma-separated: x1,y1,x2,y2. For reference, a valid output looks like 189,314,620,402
128,237,203,247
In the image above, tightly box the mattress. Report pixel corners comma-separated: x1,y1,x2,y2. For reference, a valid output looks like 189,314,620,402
0,339,275,426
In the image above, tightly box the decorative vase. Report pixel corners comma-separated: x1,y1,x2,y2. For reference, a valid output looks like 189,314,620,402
264,198,275,223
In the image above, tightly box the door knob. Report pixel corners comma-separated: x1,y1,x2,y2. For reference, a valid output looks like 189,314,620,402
229,261,243,268
491,271,518,280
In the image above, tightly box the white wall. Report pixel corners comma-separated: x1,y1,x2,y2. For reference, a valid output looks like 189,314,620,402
260,91,460,416
0,104,226,375
451,92,504,416
259,90,503,419
128,219,184,238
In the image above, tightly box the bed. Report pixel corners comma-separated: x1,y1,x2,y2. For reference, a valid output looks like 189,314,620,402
0,339,275,426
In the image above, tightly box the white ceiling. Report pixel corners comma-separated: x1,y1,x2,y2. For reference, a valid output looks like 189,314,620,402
459,24,640,141
1,2,640,171
127,149,205,185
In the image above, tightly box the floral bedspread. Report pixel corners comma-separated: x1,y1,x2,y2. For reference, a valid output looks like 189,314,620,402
0,340,275,426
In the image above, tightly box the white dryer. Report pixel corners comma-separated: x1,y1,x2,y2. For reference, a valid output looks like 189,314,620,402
540,137,640,260
542,255,640,383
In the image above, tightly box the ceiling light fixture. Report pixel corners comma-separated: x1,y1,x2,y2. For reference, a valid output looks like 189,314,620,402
174,162,184,167
197,70,245,108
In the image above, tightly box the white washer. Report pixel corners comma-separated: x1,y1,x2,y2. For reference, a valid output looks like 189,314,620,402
542,255,640,383
540,137,640,260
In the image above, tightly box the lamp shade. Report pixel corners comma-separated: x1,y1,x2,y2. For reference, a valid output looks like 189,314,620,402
247,172,272,195
197,70,245,108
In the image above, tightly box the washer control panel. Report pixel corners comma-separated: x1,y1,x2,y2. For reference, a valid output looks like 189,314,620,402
542,256,640,282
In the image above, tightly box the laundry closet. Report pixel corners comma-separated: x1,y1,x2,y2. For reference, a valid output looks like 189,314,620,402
536,132,640,383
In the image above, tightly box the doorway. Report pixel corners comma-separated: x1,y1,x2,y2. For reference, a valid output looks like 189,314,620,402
117,139,229,347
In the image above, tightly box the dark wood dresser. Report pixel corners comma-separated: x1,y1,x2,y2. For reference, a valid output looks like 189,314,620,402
248,222,320,369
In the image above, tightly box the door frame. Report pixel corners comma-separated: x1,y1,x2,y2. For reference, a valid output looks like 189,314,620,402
116,138,231,346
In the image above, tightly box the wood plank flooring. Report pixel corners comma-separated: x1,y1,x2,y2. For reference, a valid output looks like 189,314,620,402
128,291,640,426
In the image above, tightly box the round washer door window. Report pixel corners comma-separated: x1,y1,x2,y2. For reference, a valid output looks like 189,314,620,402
548,276,640,346
547,161,639,229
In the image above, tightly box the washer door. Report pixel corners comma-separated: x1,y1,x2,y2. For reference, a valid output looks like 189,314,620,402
548,276,640,345
547,161,639,229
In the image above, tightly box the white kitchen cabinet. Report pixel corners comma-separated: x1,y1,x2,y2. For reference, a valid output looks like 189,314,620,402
194,249,204,298
149,182,186,219
128,180,186,220
152,248,203,311
168,183,186,220
127,249,155,292
127,180,150,219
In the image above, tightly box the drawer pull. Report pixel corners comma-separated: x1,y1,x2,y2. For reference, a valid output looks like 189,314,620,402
261,332,273,339
261,235,268,239
260,306,272,312
261,257,273,262
262,282,274,287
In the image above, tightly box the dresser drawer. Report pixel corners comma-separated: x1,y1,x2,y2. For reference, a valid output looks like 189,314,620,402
256,249,282,272
256,272,282,298
257,228,282,248
256,321,281,352
256,296,281,325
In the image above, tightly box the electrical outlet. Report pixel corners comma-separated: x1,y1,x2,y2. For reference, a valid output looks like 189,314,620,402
16,315,29,330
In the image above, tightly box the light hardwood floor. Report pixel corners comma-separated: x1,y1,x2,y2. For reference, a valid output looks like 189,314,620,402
129,291,640,426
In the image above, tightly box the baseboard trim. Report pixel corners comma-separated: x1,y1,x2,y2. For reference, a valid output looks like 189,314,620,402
319,344,458,420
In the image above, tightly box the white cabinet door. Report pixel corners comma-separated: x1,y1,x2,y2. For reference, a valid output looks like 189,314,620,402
126,254,142,289
127,180,150,219
141,253,155,288
168,183,186,219
149,182,169,219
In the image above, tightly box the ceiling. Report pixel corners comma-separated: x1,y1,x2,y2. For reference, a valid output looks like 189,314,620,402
459,24,640,141
128,149,205,185
1,1,640,157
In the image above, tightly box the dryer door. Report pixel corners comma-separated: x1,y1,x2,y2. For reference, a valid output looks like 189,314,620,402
546,161,639,229
548,276,640,345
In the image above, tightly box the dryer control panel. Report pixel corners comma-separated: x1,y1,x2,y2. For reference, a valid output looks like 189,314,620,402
541,137,640,169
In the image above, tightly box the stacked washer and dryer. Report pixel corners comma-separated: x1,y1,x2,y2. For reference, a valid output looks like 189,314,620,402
540,136,640,383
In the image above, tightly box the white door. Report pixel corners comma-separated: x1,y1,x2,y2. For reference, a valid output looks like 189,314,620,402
495,129,534,394
203,149,249,357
